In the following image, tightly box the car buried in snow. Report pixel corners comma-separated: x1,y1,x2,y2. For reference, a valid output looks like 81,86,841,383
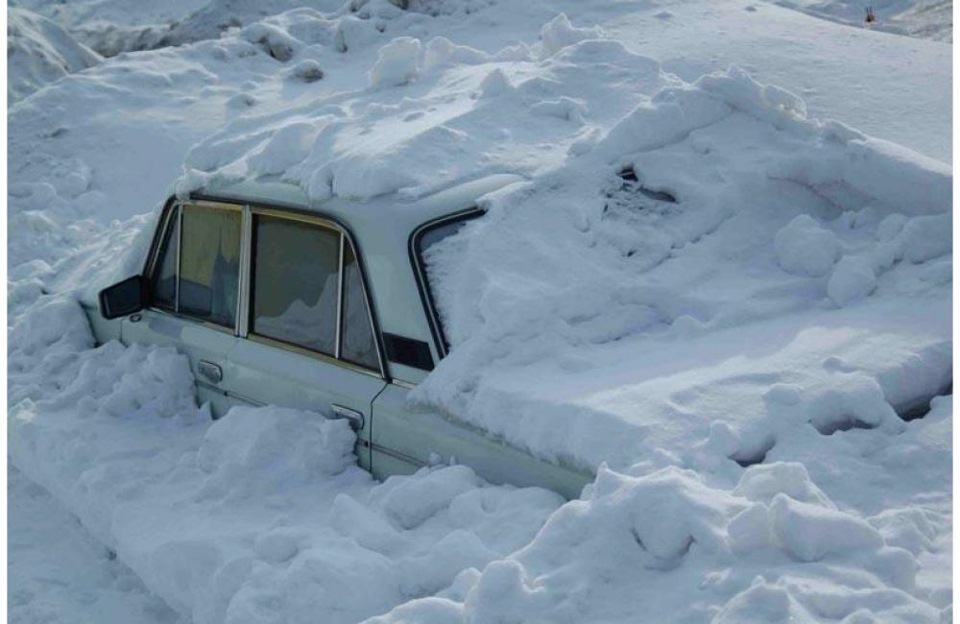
91,175,592,499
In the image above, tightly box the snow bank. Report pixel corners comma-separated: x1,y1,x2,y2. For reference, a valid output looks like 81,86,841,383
9,296,949,624
8,296,562,624
369,463,945,623
8,8,102,104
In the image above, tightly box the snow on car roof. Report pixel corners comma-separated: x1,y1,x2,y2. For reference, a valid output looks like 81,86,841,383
190,173,527,230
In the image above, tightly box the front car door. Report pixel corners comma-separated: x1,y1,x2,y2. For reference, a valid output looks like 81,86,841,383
122,199,244,415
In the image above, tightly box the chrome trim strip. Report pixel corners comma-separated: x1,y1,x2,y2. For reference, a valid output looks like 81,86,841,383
370,442,427,468
174,204,183,312
392,379,416,390
142,304,236,336
335,232,345,359
196,378,267,408
246,333,384,379
237,205,252,338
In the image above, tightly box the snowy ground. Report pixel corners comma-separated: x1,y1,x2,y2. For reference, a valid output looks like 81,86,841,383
8,465,186,624
7,0,953,622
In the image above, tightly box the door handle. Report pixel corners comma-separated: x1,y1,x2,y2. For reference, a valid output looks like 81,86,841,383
197,360,223,384
330,404,365,431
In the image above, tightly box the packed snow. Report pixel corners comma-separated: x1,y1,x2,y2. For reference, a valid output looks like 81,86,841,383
9,466,185,624
7,0,953,622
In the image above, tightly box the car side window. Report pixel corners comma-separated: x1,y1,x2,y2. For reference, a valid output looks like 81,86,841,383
147,202,242,329
179,205,242,328
340,243,378,369
250,214,340,355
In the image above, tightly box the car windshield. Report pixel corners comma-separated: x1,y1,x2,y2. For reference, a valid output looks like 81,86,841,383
415,214,476,354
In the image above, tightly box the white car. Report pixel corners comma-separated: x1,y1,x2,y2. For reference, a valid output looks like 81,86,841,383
94,175,591,498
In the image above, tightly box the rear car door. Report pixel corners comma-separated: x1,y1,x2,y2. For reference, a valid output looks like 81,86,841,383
122,200,244,415
219,207,386,471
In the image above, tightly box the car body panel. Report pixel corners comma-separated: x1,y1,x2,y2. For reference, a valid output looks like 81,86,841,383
370,383,591,500
221,337,385,472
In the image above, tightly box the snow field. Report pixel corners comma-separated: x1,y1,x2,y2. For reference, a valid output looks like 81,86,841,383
7,1,953,622
8,466,186,624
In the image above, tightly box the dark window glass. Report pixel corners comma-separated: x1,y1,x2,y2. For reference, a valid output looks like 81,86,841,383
179,206,242,328
151,207,179,311
341,244,378,369
251,215,339,355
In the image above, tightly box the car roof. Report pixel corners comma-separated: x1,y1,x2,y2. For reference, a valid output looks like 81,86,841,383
189,173,526,234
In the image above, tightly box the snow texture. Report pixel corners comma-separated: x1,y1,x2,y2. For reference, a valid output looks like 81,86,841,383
7,0,953,622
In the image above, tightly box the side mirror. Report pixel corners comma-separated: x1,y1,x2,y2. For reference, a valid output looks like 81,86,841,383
99,275,145,320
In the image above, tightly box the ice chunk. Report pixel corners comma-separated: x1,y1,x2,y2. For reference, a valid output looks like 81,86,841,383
369,37,421,88
774,214,839,277
827,255,877,307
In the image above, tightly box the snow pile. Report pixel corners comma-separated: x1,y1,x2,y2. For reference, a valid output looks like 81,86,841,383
371,40,952,475
371,463,945,623
8,8,102,104
196,406,357,498
178,28,671,201
9,296,562,624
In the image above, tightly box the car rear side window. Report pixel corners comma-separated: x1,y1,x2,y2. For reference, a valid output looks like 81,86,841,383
250,214,340,355
340,243,378,369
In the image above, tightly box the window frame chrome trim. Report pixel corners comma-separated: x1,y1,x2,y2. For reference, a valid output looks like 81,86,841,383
237,204,252,338
174,204,183,312
247,333,384,379
335,232,345,359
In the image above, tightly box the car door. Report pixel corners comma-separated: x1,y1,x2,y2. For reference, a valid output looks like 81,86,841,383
218,207,386,472
122,200,245,415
